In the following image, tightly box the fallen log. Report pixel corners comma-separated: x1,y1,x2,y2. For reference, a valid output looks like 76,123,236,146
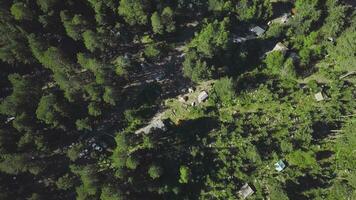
339,71,356,79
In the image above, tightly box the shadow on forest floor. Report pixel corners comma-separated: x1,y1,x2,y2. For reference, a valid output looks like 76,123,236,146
161,117,221,199
285,173,330,200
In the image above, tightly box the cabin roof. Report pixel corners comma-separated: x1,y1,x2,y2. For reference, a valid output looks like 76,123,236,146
198,91,209,103
250,26,265,36
268,13,290,25
314,92,325,101
238,183,254,199
275,160,286,172
273,42,289,52
135,119,168,134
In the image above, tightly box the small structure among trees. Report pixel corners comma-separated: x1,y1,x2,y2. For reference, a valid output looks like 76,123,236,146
197,91,209,103
268,13,290,26
5,117,15,124
274,160,286,172
314,92,326,102
135,119,169,134
238,183,254,199
270,42,289,55
250,26,265,36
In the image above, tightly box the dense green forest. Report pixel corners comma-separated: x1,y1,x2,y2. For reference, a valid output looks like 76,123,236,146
0,0,355,199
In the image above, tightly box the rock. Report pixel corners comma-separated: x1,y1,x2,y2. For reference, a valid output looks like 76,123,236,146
188,87,195,93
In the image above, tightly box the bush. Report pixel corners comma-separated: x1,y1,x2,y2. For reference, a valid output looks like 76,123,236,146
10,3,33,21
151,12,163,34
56,174,76,190
126,156,139,170
114,56,131,77
148,164,163,179
211,77,236,106
264,51,285,73
103,86,117,106
67,143,83,161
88,102,102,116
179,166,191,184
76,118,92,131
183,50,212,82
144,43,161,58
287,150,318,169
82,30,103,52
118,0,148,25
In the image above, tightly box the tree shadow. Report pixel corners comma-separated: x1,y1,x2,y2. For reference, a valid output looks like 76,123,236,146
271,2,294,18
312,121,337,142
285,173,330,200
148,117,221,199
235,72,270,94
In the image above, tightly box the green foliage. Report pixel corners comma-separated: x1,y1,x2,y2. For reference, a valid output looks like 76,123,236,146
287,150,318,169
211,77,236,106
10,2,33,21
100,185,124,200
28,34,81,101
0,153,29,174
144,43,161,58
67,143,84,162
326,181,356,200
82,30,104,52
113,56,131,77
235,0,272,21
292,31,322,66
161,7,175,33
334,119,356,178
183,50,212,82
12,112,33,132
324,119,356,199
0,0,354,198
111,133,129,171
179,165,191,184
56,173,76,190
85,83,103,101
328,25,356,71
190,19,229,58
282,58,297,78
77,53,114,84
0,153,42,175
126,156,139,169
87,0,117,24
208,0,233,12
118,0,148,25
320,0,347,37
264,51,285,73
27,193,43,200
103,86,117,105
60,10,89,41
36,94,68,127
88,102,102,116
299,48,312,66
36,0,59,12
71,165,100,197
76,118,92,131
265,24,285,39
291,0,321,34
267,179,289,200
0,9,33,64
123,109,142,131
151,12,163,34
0,74,40,116
148,164,163,179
